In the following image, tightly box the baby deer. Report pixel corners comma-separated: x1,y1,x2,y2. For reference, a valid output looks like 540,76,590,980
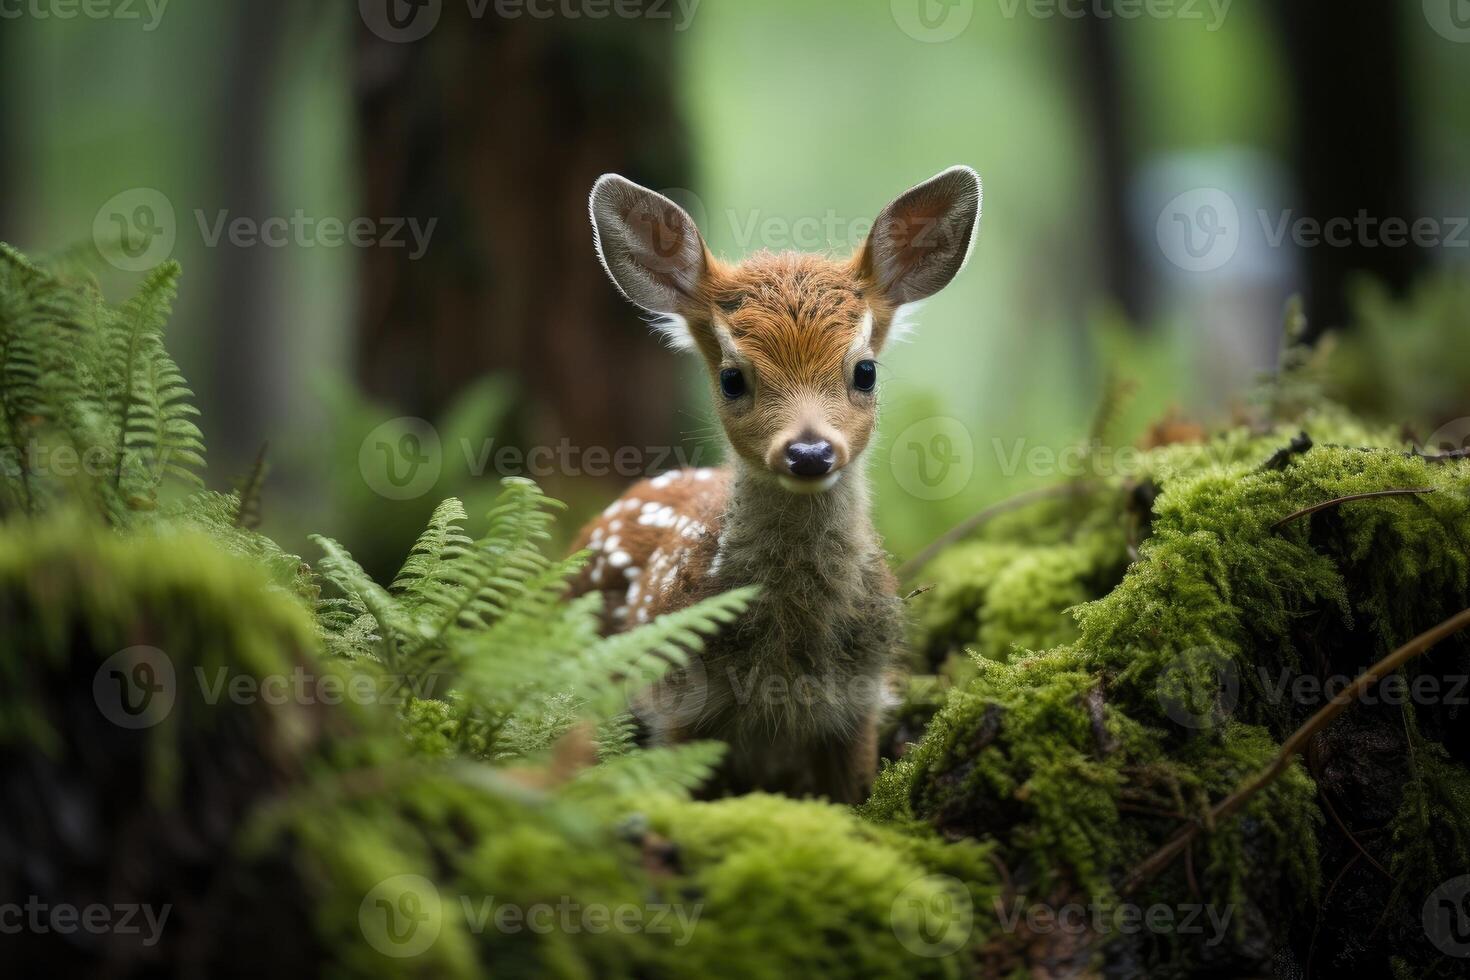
569,167,981,803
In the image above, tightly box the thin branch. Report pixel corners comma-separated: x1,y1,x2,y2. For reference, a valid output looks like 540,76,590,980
897,482,1098,581
1271,487,1435,532
1121,606,1470,895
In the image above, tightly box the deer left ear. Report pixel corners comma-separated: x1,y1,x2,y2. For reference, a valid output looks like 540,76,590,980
856,166,981,307
589,174,709,317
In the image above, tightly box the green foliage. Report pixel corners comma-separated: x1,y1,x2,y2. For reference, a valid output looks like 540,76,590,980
872,400,1470,975
1,247,1007,978
0,246,203,521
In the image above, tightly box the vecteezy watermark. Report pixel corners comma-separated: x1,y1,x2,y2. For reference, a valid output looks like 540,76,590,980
358,416,713,500
1157,187,1470,273
1424,874,1470,957
93,189,437,271
94,646,177,730
0,0,169,30
993,896,1235,946
1156,645,1240,730
0,441,165,481
0,897,171,947
359,0,699,43
359,417,443,501
1423,0,1470,43
1256,668,1469,710
626,652,710,729
890,874,973,957
893,0,1230,43
194,210,436,260
1424,417,1470,456
995,0,1231,29
1156,187,1242,273
357,875,702,958
93,647,448,729
889,417,975,502
94,188,177,273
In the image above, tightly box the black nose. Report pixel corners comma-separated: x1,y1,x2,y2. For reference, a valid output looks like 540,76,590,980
785,439,835,477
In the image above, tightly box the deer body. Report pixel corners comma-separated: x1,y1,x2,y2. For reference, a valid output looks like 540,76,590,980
569,168,982,803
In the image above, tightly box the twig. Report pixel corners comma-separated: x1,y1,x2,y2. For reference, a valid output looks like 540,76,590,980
1270,488,1436,532
897,482,1097,581
1121,606,1470,894
902,584,935,602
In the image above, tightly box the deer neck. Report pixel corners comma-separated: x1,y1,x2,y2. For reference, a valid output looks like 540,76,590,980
717,457,882,612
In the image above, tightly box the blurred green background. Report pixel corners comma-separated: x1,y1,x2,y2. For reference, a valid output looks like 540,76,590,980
3,0,1469,573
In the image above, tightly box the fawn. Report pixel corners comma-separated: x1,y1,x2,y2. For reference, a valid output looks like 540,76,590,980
568,167,981,803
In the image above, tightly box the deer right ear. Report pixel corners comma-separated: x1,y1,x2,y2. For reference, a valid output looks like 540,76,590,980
590,174,709,327
857,166,982,308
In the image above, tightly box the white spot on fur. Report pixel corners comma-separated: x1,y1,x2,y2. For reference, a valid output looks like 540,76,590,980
609,550,631,568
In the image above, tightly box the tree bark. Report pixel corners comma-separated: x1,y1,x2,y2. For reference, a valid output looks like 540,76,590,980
354,12,694,483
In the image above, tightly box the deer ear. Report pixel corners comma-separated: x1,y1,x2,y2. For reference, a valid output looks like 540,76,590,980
857,166,981,307
590,174,708,319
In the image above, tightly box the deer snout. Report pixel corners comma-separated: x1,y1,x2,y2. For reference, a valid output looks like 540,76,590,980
769,429,849,493
785,438,835,477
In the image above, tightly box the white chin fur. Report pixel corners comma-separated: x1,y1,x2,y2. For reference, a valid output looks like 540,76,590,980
777,472,841,495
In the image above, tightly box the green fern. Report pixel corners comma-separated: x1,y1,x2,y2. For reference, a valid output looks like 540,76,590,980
1,241,757,801
315,480,755,767
0,247,203,520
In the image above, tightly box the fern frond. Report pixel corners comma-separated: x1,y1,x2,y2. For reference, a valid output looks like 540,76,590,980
311,533,419,648
389,497,470,597
403,478,565,647
563,741,727,801
106,262,205,504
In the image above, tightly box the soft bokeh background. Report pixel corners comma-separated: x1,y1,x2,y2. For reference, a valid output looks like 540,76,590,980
4,0,1469,574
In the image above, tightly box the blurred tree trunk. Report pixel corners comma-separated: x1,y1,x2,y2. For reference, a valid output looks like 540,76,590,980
1073,1,1144,325
1273,1,1422,342
354,10,692,476
210,0,291,476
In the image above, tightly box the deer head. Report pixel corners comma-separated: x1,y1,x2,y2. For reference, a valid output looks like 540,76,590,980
589,167,981,494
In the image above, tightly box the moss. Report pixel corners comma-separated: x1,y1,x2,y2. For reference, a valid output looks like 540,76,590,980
870,410,1470,975
909,491,1130,670
635,793,999,979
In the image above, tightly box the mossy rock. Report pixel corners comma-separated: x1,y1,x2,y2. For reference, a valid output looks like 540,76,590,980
871,416,1470,976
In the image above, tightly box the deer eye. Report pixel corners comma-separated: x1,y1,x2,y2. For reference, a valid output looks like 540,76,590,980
852,359,877,392
719,368,747,399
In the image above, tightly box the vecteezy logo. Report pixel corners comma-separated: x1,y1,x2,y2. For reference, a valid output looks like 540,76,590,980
1424,0,1470,42
1424,874,1470,957
1156,188,1240,273
889,416,974,501
891,0,974,42
891,874,972,957
360,874,442,958
93,646,176,729
1156,645,1240,730
359,417,442,500
359,0,442,43
626,652,709,730
93,189,177,272
1424,417,1470,456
